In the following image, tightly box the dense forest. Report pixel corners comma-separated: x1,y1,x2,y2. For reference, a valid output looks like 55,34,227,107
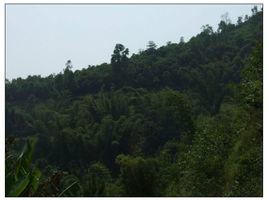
5,7,263,197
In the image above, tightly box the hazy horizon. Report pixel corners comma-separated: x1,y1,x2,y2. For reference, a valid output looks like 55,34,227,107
6,4,261,80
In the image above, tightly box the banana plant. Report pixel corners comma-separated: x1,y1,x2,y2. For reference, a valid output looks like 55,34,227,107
6,137,42,197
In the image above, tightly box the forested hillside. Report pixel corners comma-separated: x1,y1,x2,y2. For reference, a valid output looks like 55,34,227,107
5,8,263,197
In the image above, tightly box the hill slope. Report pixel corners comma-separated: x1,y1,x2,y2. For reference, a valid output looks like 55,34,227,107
5,9,263,197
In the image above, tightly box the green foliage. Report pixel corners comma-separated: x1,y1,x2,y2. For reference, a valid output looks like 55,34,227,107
6,137,42,197
58,175,82,197
5,9,262,197
223,43,263,197
240,43,262,108
116,154,159,196
82,162,112,196
111,44,129,86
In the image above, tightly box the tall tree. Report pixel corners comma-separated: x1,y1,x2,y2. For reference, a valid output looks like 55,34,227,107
111,44,129,86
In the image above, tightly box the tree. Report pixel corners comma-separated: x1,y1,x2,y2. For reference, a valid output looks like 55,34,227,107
251,6,258,15
111,44,129,65
147,41,157,49
179,36,185,44
223,43,263,196
221,12,231,24
217,12,233,33
237,16,243,25
6,137,42,197
65,60,73,70
116,155,159,196
201,24,213,35
111,44,129,86
63,70,76,93
166,41,172,46
240,43,262,108
82,162,112,196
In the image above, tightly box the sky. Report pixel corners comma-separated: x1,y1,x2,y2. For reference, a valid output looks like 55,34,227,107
6,4,261,79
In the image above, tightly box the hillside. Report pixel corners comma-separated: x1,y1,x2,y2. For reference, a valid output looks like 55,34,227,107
5,9,263,197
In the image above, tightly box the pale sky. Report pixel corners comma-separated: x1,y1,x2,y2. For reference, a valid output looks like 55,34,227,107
6,4,261,79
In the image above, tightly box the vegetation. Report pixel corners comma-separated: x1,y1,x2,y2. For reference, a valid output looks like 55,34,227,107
5,8,262,196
